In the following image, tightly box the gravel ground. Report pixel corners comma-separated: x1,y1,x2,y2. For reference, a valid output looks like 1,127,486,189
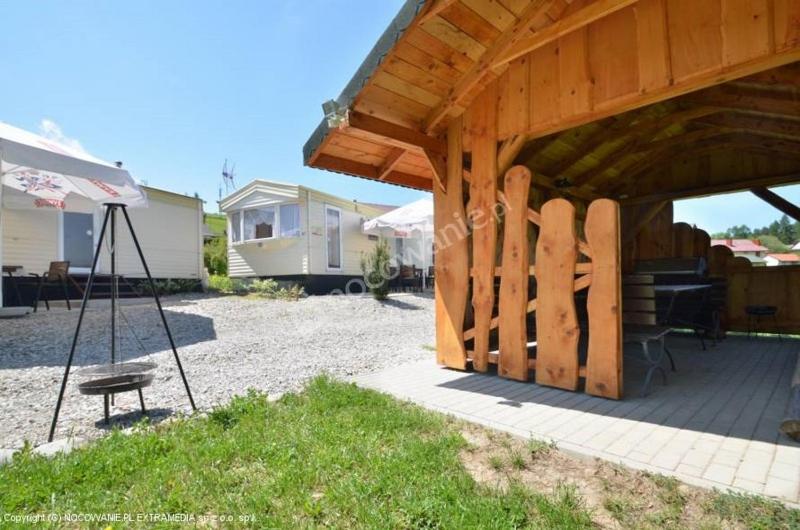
0,293,434,449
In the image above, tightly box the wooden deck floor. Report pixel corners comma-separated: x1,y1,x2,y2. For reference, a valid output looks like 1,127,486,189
353,335,800,505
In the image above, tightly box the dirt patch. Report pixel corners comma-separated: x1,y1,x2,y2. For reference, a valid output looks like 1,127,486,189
456,422,791,529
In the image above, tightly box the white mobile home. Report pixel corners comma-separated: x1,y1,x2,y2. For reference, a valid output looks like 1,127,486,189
2,185,204,305
220,180,390,294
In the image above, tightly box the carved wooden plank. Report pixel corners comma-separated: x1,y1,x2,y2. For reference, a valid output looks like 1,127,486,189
468,82,499,372
535,199,580,390
434,116,470,369
498,166,532,381
672,222,695,257
585,199,623,399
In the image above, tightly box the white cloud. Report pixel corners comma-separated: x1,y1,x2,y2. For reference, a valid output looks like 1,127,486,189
38,119,86,153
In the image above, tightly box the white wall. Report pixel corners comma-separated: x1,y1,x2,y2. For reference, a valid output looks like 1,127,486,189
1,187,203,279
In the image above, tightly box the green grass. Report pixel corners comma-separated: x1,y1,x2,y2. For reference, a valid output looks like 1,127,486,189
705,491,800,530
0,378,594,529
204,212,227,236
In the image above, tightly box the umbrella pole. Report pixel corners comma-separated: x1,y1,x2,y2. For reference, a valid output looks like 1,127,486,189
119,205,196,411
48,205,112,442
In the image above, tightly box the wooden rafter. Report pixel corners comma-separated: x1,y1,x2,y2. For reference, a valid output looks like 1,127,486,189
493,0,638,67
544,112,644,178
567,107,723,188
341,110,446,154
423,148,447,192
423,0,558,133
315,154,432,189
682,87,800,120
417,0,459,24
621,171,800,206
693,113,800,141
377,148,407,181
750,187,800,223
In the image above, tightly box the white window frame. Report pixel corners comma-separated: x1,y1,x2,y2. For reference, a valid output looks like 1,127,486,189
324,204,343,272
58,210,97,274
229,202,301,246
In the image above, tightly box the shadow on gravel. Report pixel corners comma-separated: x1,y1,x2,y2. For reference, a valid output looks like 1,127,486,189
0,310,216,369
92,407,175,431
380,298,425,310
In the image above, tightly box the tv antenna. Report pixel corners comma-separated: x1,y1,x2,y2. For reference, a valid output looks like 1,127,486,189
222,159,237,195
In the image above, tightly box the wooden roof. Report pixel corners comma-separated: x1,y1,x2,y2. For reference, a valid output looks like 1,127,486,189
303,0,800,203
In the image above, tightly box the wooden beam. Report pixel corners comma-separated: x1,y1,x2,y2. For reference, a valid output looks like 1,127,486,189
342,110,446,154
377,148,407,181
606,134,800,194
693,112,800,141
314,154,432,189
621,172,800,206
568,109,726,188
682,87,800,120
423,0,557,133
493,0,639,67
417,0,458,24
750,187,800,223
497,134,529,176
423,148,447,192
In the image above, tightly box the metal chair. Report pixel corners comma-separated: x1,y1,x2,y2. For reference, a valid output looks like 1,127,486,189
31,261,72,312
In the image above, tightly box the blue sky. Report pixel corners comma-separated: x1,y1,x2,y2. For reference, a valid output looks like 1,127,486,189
0,0,797,234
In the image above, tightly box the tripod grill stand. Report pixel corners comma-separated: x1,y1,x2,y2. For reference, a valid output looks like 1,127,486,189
48,203,196,442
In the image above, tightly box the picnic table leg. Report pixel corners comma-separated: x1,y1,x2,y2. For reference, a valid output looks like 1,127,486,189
103,395,110,425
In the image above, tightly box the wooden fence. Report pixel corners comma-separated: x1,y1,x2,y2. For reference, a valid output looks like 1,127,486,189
709,245,800,334
435,160,623,399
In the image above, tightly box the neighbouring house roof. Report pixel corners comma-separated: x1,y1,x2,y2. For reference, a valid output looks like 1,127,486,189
793,242,800,251
219,178,388,218
710,239,768,253
766,253,800,262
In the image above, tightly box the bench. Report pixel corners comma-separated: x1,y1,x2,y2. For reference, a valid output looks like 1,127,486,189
624,274,676,396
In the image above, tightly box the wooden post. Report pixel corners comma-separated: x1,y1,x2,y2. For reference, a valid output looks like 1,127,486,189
535,199,580,390
780,355,800,441
498,166,531,381
434,116,469,369
585,199,623,399
468,83,498,372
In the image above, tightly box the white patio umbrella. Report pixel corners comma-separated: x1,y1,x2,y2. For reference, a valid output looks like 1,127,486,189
0,121,146,305
363,197,433,288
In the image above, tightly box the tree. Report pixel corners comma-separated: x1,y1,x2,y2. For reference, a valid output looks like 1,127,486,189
204,236,228,275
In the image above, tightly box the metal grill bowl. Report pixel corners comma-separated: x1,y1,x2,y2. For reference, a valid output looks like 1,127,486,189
76,362,157,396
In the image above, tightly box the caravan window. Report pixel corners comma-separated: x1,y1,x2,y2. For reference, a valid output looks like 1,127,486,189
230,212,242,243
279,204,301,237
244,207,275,240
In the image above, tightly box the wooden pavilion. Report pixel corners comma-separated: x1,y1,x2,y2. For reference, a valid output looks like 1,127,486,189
303,0,800,401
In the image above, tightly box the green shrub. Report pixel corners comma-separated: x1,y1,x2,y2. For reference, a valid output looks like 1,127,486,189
360,237,392,300
207,275,248,295
204,236,228,275
207,275,303,300
149,278,200,295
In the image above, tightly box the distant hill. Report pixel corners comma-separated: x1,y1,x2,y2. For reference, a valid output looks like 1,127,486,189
204,213,227,237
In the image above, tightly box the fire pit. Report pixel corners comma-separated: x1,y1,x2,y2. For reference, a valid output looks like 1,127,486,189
76,362,157,423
